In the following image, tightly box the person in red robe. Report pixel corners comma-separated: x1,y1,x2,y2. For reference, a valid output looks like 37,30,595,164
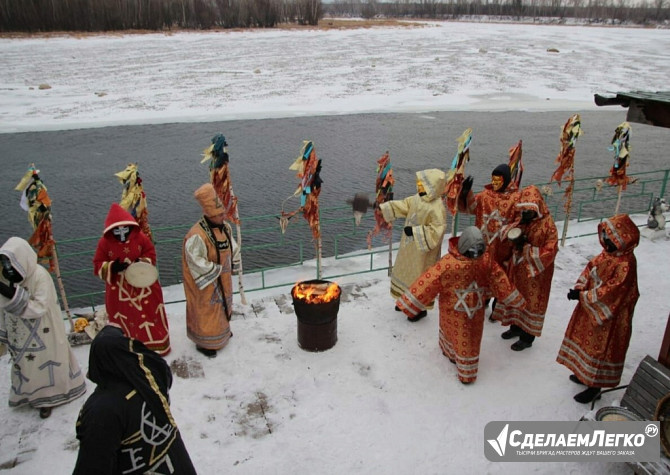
557,214,640,404
93,203,171,356
396,226,525,384
492,185,558,351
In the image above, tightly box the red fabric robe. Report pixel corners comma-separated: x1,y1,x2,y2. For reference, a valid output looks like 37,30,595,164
397,237,525,383
556,214,640,388
93,204,170,356
492,185,558,336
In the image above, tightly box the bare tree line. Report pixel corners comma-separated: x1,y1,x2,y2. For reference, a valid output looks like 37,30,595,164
0,0,322,31
0,0,667,31
340,0,669,24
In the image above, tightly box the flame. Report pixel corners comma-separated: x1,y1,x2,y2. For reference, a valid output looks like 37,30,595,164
293,282,341,304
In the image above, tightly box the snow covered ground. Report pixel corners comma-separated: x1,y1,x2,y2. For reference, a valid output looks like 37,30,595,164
1,19,670,475
0,20,669,133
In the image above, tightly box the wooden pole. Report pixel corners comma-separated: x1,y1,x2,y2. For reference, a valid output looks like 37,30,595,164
52,248,74,332
560,174,574,247
316,234,323,280
229,187,247,305
615,184,623,215
387,236,393,277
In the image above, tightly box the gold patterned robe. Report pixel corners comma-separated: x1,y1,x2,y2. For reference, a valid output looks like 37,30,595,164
557,214,639,388
397,237,525,383
492,185,558,336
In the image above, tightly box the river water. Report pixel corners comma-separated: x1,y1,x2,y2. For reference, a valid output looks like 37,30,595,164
0,110,667,305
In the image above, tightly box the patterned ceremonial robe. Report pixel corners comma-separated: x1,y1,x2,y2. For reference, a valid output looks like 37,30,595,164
380,169,447,301
397,237,525,383
557,214,640,388
492,185,558,336
182,217,237,350
461,184,520,265
0,237,86,408
93,205,171,356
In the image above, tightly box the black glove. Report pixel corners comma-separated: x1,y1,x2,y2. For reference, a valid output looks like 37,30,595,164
514,234,527,250
404,226,413,237
0,280,16,299
461,176,473,194
567,289,580,301
111,259,129,274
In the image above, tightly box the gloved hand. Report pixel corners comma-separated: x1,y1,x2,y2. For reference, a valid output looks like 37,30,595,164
111,259,129,274
514,234,527,250
0,280,16,299
567,289,580,301
404,226,413,237
461,176,473,195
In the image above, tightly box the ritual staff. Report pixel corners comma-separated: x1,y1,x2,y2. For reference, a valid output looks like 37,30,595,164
557,214,640,404
396,227,525,384
73,325,197,474
93,203,171,356
182,183,239,358
492,185,558,351
459,163,521,315
379,168,447,321
0,237,86,419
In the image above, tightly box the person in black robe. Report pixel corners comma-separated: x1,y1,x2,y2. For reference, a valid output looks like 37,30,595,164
73,325,197,474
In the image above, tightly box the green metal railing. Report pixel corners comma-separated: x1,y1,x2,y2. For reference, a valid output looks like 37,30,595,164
53,168,670,312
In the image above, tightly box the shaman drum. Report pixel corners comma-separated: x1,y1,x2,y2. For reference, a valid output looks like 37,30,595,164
125,261,158,288
595,406,643,422
507,227,522,241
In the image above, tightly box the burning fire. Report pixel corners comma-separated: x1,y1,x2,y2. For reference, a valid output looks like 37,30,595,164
293,281,341,304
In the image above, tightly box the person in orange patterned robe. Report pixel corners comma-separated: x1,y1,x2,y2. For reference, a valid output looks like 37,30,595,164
557,214,640,404
182,183,239,358
492,185,558,351
396,226,525,384
93,203,171,356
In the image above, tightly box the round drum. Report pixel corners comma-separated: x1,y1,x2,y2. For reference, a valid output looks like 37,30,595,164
595,406,643,422
125,261,158,288
507,227,522,241
655,393,670,457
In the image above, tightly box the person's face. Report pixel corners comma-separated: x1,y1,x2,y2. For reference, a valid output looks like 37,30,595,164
491,175,504,192
0,255,20,283
600,230,618,253
416,179,425,194
209,212,226,226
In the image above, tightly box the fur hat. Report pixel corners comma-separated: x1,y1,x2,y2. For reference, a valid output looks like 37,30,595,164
458,226,485,256
194,183,224,218
492,163,511,192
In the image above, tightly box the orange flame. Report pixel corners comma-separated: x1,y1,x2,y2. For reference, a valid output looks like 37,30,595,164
293,282,341,304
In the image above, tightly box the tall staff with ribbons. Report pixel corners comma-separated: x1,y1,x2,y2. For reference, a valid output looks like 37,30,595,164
507,139,524,192
14,165,74,331
606,122,633,215
279,140,323,278
366,151,395,275
202,134,247,305
115,163,153,242
443,128,472,236
550,114,583,246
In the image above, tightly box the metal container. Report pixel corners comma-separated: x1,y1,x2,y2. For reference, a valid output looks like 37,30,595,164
291,279,340,352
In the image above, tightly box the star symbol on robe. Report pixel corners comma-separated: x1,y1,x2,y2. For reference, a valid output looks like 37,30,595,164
26,353,35,361
453,281,487,319
481,209,507,243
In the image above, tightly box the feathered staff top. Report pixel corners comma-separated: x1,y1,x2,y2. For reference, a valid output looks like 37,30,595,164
605,122,634,191
281,140,323,240
507,140,523,192
444,128,472,215
551,113,583,186
115,163,152,241
201,134,239,225
367,151,394,248
14,166,55,271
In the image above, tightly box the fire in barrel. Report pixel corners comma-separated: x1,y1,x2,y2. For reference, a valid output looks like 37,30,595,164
291,279,341,351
